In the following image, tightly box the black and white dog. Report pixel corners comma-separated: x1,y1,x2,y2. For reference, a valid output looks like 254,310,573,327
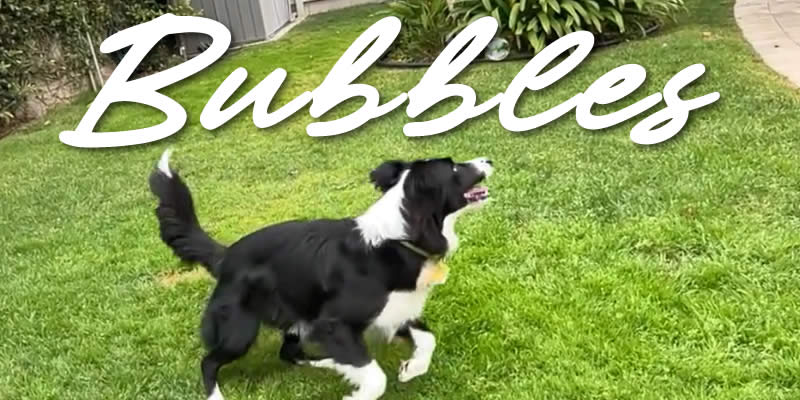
148,150,494,400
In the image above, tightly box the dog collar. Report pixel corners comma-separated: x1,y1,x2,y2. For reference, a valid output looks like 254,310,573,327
399,241,442,261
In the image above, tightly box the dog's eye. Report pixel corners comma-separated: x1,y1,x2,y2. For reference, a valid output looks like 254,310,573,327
452,166,458,172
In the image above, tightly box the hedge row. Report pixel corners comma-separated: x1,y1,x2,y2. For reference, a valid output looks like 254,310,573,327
0,0,195,128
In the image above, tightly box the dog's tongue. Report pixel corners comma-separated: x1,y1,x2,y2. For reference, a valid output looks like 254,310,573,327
464,186,488,200
466,186,487,195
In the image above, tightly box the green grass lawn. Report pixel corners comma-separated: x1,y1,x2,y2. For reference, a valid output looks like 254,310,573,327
2,0,800,399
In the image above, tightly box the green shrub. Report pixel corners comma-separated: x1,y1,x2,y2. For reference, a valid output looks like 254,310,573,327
0,0,196,128
452,0,685,53
387,0,457,62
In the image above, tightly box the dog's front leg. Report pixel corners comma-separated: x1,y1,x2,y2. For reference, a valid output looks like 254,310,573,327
308,358,386,400
306,320,386,400
396,320,436,383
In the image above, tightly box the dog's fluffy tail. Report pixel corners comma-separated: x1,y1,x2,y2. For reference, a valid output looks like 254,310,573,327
149,149,226,277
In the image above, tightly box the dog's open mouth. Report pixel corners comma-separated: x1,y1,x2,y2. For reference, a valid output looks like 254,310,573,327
464,185,489,203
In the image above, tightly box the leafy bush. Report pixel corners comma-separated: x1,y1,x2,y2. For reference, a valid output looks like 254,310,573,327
452,0,685,53
105,1,199,67
0,0,196,128
387,0,457,62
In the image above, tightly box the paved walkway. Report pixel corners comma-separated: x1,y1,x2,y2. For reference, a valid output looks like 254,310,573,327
735,0,800,87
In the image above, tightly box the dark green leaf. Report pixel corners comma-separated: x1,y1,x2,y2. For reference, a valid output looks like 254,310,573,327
537,11,552,34
526,30,545,52
552,18,564,36
562,2,581,24
509,3,520,29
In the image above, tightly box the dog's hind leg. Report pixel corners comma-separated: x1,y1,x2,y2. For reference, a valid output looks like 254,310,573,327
306,320,386,400
200,304,260,400
395,319,436,383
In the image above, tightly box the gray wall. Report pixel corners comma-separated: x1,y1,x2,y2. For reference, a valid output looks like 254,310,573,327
261,0,291,38
183,0,292,55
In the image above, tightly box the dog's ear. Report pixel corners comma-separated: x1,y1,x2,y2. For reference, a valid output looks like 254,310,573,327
369,160,409,192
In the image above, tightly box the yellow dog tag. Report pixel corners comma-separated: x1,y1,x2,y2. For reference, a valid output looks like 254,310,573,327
418,260,449,288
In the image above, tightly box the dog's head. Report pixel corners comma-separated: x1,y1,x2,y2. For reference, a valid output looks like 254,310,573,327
370,157,493,212
367,157,494,255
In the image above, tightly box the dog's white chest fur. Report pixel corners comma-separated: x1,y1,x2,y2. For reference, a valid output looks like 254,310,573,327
372,289,430,337
371,261,448,337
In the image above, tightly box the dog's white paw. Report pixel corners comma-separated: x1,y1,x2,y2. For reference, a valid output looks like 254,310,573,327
398,358,429,383
308,359,335,368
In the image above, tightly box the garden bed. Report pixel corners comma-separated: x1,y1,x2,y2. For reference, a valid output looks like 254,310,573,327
377,21,661,68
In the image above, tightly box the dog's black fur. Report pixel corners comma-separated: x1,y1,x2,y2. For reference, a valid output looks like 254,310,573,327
148,153,491,398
